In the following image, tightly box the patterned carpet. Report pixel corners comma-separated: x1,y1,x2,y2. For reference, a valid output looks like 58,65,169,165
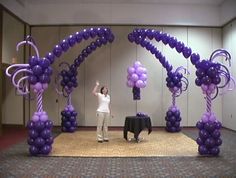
0,128,236,177
51,131,198,157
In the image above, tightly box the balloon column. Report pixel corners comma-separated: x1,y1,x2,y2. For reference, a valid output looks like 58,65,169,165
55,62,78,132
5,27,114,156
165,67,189,132
128,28,234,155
195,49,235,156
127,61,147,100
6,36,54,156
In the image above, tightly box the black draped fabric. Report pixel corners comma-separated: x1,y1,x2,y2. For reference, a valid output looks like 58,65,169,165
124,116,152,141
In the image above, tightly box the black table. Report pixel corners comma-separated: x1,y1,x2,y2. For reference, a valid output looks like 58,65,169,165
124,116,152,142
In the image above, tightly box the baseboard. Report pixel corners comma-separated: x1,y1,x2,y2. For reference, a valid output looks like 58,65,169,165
2,124,25,129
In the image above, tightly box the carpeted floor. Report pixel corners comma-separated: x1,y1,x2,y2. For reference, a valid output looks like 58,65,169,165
0,128,236,177
51,131,198,157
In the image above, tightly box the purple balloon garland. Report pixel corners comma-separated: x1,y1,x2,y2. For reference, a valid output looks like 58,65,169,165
128,28,234,155
53,27,115,132
5,28,115,155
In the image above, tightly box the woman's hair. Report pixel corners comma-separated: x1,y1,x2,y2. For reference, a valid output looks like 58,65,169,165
100,86,108,94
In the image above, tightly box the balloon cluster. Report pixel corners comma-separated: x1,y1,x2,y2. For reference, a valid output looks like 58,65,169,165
56,62,78,97
61,105,78,132
194,50,234,99
127,61,147,100
27,113,53,156
136,112,148,117
166,67,189,96
196,119,222,156
165,106,181,132
28,56,53,91
127,61,147,88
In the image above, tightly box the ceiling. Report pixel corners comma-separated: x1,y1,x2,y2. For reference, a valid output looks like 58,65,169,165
23,0,226,5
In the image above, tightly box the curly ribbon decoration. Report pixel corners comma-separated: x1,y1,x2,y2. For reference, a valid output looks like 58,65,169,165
55,62,72,98
171,67,189,97
5,36,41,98
208,49,235,99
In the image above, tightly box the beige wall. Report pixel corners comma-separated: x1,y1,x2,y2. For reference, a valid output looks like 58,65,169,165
222,19,236,131
2,10,25,125
29,25,222,127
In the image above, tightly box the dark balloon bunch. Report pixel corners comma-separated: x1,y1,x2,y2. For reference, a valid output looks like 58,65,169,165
165,106,181,132
196,119,222,156
61,105,78,132
27,114,53,156
166,68,189,96
56,62,78,97
136,112,148,117
28,56,53,93
132,87,140,100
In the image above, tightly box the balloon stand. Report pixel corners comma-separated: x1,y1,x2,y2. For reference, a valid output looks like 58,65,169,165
132,86,141,100
27,91,54,156
165,93,182,132
61,94,78,132
196,86,222,156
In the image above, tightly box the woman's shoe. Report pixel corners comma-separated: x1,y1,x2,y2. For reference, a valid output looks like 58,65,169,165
104,139,109,142
98,140,103,143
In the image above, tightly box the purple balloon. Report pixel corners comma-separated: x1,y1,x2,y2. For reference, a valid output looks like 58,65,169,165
75,32,83,43
29,56,38,67
136,67,144,75
29,129,39,139
140,73,147,81
46,52,55,64
68,35,76,47
133,61,142,68
53,45,63,57
127,80,134,87
40,129,51,139
135,80,144,88
28,75,38,85
32,65,43,76
41,145,52,155
35,137,45,148
131,73,139,82
29,145,39,155
45,136,54,145
127,67,135,75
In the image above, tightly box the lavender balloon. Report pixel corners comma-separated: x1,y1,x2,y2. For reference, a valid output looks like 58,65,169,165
126,61,148,100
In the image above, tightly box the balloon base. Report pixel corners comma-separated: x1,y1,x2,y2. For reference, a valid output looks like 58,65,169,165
196,116,222,156
27,118,53,156
165,106,182,132
61,105,78,133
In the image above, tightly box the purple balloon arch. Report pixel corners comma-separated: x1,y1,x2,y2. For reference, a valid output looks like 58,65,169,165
5,27,114,156
128,28,234,156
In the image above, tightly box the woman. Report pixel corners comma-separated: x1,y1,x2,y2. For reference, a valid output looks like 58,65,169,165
92,81,111,143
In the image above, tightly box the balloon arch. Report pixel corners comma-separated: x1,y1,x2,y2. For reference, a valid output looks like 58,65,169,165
5,27,234,156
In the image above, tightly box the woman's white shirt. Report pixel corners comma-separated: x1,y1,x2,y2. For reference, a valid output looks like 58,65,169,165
96,93,110,113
